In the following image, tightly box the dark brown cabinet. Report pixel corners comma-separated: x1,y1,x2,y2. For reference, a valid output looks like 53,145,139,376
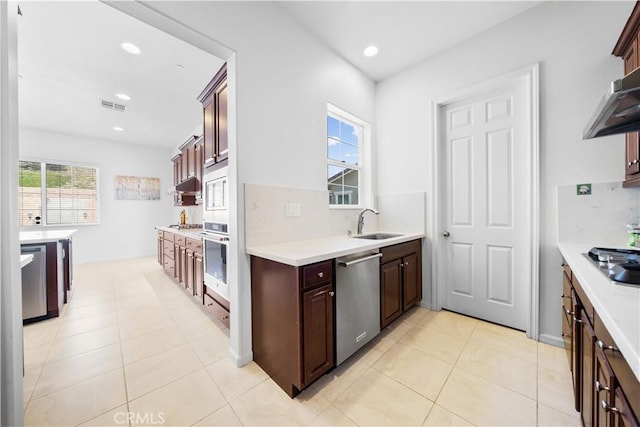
251,256,335,397
613,3,640,187
172,135,202,206
198,63,228,170
561,260,639,426
380,240,422,328
159,231,204,304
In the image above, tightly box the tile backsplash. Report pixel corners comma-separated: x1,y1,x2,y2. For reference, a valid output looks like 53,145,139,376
244,183,426,247
557,181,640,245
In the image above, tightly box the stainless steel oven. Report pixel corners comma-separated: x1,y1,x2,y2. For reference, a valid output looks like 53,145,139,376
203,222,229,301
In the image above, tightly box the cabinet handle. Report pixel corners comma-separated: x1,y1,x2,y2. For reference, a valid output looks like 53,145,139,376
595,380,610,392
565,309,574,316
329,291,335,297
597,340,619,352
601,400,620,414
317,272,324,278
573,316,583,324
629,160,639,168
405,261,409,266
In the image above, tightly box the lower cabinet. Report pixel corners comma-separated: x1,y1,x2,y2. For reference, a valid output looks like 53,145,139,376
561,260,640,427
251,256,335,397
158,230,205,303
380,240,422,328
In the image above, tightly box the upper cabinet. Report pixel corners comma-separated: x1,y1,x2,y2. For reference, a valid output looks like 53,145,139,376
172,135,203,206
613,2,640,187
198,63,228,171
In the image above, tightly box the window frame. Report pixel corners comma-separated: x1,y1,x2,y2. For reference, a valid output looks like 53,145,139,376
18,158,100,228
327,103,372,209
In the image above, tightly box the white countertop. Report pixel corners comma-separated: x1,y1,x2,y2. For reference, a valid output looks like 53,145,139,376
20,229,77,244
246,232,425,267
155,226,206,240
558,242,640,382
20,254,34,268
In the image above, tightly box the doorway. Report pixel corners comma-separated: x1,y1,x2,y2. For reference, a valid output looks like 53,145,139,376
432,64,539,337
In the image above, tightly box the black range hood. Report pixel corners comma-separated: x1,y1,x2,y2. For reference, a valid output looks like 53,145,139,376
175,176,199,193
584,66,640,139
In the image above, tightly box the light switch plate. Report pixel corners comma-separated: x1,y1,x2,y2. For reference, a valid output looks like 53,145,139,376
285,202,301,217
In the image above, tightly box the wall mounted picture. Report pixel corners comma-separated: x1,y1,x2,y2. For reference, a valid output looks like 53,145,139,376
115,175,160,200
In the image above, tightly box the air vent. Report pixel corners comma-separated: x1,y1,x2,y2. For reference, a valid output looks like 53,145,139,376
100,100,127,112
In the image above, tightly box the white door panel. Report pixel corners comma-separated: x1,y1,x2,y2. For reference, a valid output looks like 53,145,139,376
443,79,529,330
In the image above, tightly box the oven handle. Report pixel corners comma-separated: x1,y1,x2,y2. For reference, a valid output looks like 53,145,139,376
202,234,230,245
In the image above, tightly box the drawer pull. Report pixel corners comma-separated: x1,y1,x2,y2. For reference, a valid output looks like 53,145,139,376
318,272,324,278
565,309,574,316
329,291,335,297
597,340,618,352
601,400,620,414
595,380,610,392
573,316,583,324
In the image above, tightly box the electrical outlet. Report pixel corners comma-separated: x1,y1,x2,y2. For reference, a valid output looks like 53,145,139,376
285,202,301,217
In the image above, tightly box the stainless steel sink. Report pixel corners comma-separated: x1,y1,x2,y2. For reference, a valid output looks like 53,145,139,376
352,233,402,240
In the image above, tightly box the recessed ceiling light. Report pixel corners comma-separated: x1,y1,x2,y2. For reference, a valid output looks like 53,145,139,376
363,45,379,57
113,126,124,132
115,93,130,101
175,64,185,69
121,42,141,55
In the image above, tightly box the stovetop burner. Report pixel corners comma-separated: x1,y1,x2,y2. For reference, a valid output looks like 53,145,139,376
168,224,203,230
584,247,640,286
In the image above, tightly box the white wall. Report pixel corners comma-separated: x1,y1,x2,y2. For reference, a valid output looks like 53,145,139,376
20,127,175,264
375,1,635,343
130,1,376,365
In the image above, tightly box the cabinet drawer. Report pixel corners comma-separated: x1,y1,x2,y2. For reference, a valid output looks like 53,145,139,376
186,238,203,255
562,274,572,312
302,260,333,290
204,293,230,328
562,260,572,281
380,239,421,264
163,242,175,259
163,231,175,242
175,235,186,247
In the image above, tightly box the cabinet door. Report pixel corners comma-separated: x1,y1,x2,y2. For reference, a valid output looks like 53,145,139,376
203,98,215,167
186,143,196,178
571,290,582,412
580,309,596,427
402,252,420,310
302,283,334,386
381,259,403,328
595,342,616,427
194,138,203,201
157,234,163,265
194,253,204,301
612,386,640,427
624,39,640,179
185,249,194,295
215,81,228,163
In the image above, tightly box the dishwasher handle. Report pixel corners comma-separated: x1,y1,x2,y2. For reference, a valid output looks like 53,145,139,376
338,252,382,267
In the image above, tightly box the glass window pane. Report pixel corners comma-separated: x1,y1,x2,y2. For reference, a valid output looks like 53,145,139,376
340,121,359,145
328,116,340,139
19,161,42,226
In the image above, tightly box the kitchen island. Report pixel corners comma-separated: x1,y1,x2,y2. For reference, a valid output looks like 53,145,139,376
20,229,76,320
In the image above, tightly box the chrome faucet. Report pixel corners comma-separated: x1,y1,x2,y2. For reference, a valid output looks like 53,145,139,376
357,208,379,234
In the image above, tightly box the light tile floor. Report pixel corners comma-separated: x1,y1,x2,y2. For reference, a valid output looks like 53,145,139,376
22,256,581,426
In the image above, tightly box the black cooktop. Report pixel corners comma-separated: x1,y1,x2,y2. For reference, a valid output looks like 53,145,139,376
584,247,640,286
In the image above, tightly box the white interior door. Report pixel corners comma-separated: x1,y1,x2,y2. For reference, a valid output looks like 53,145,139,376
441,77,530,331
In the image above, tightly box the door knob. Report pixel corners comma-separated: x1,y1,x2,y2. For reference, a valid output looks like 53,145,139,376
442,231,450,238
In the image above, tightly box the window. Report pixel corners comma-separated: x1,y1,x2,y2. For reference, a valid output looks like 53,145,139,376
327,104,370,207
19,160,98,227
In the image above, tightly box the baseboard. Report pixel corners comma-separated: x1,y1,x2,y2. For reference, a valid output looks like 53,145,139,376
419,300,433,311
539,333,564,348
229,347,253,367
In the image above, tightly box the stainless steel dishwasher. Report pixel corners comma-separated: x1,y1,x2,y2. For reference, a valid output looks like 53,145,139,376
335,249,382,365
21,245,48,321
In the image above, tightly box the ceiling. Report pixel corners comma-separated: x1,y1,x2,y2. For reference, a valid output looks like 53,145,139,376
17,1,541,151
279,1,542,81
17,1,224,151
